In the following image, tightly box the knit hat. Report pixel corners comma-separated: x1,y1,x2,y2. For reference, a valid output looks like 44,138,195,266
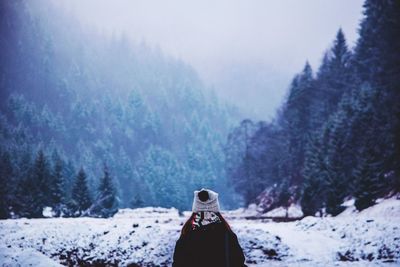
192,188,220,212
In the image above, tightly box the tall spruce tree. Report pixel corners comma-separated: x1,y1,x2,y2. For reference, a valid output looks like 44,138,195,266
28,149,52,217
354,141,383,211
15,150,52,219
71,167,92,216
93,164,118,218
301,133,327,216
17,176,42,218
284,62,315,185
50,154,67,216
325,111,348,216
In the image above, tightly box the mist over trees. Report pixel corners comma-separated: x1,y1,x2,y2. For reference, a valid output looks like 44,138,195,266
0,0,240,218
226,0,400,215
1,0,398,220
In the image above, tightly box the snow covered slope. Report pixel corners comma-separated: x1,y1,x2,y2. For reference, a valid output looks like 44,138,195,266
0,198,399,266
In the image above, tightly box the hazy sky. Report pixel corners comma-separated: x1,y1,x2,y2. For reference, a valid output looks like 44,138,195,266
58,0,364,120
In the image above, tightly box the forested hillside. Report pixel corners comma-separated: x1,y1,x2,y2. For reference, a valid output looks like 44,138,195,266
0,0,240,218
225,0,400,215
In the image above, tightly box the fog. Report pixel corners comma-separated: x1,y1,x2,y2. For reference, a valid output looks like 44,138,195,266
57,0,363,119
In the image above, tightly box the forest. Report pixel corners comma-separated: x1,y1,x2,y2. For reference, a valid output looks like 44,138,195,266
0,0,240,218
225,0,400,216
0,0,399,220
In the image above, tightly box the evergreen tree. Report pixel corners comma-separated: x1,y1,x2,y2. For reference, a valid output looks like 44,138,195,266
12,149,33,217
15,151,49,218
93,164,118,218
50,153,67,216
0,151,13,219
353,145,382,211
70,167,92,216
16,176,42,218
30,149,51,215
324,111,348,216
284,62,315,184
315,28,351,121
301,134,327,216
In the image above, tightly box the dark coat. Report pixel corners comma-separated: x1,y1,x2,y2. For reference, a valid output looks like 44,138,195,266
172,222,247,267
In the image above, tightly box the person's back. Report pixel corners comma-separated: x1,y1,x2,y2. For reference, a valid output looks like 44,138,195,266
172,189,247,267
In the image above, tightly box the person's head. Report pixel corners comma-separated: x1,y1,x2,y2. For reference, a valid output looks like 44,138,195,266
192,188,220,212
180,188,231,236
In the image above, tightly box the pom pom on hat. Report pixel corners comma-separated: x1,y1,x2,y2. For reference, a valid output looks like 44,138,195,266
192,188,220,212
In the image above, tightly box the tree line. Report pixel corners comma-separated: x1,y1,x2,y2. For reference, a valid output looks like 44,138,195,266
0,149,118,219
225,0,400,215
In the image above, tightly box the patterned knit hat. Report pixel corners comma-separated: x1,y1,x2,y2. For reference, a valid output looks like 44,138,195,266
192,188,220,212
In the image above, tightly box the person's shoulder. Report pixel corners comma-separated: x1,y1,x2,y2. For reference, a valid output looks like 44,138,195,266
176,232,189,244
175,234,190,250
226,228,240,241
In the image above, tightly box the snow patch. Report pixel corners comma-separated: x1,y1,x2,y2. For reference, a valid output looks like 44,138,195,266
338,195,400,222
43,207,55,218
0,246,62,267
0,198,399,266
264,204,303,218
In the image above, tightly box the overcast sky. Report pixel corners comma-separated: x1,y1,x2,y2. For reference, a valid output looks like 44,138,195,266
58,0,364,120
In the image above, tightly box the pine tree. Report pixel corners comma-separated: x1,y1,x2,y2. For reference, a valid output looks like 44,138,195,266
70,167,92,216
16,151,47,219
327,29,351,108
301,133,327,216
0,151,13,219
284,62,315,184
93,164,118,218
12,149,33,217
349,86,386,210
313,29,351,127
27,149,52,217
324,112,348,216
50,154,66,216
354,145,383,211
16,176,42,218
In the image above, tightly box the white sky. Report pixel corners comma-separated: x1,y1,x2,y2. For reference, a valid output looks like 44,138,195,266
57,0,364,119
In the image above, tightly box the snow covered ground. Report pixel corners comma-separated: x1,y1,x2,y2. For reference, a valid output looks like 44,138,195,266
0,197,399,266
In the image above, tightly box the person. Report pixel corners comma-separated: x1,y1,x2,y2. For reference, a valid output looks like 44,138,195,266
172,188,247,267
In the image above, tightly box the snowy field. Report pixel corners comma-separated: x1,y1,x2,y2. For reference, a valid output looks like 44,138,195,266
0,197,399,267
